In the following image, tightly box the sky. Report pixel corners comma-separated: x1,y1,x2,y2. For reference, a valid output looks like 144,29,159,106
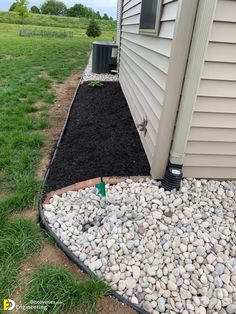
0,0,118,18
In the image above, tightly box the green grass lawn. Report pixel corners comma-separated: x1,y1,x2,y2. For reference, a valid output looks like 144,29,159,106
0,23,113,213
0,218,43,301
23,265,110,314
0,22,113,312
0,11,116,32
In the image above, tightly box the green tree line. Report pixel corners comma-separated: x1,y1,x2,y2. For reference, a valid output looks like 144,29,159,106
9,0,114,20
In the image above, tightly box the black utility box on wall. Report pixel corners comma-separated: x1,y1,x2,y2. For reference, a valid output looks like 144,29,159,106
92,42,118,74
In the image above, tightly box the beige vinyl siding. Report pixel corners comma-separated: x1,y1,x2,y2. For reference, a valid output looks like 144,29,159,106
183,0,236,179
214,0,236,23
202,63,236,81
189,128,236,143
183,167,236,179
119,0,179,164
206,43,236,63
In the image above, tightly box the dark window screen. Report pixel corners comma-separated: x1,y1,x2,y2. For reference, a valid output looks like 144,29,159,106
140,0,158,30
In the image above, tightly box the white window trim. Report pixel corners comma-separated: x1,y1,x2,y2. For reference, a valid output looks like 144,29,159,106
139,0,163,36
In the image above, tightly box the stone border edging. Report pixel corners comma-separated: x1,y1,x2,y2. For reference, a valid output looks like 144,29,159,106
44,176,152,203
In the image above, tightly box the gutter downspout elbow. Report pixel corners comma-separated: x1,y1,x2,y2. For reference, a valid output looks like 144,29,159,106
162,0,217,191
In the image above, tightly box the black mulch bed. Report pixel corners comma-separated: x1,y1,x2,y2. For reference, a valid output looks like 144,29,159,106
46,82,150,192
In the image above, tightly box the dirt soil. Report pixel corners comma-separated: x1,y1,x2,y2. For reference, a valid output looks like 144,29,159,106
11,74,137,314
0,190,11,201
46,82,150,192
36,71,81,180
10,209,39,222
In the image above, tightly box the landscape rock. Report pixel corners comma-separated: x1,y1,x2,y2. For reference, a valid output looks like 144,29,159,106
226,303,236,314
157,297,166,312
125,277,136,289
44,178,236,314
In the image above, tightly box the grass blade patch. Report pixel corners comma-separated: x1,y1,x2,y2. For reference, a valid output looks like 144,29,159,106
0,218,42,300
22,264,111,314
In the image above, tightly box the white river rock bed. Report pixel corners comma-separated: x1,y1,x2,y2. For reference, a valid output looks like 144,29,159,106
44,178,236,314
82,53,118,82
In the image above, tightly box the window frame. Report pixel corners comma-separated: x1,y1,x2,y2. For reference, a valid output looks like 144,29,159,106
139,0,163,36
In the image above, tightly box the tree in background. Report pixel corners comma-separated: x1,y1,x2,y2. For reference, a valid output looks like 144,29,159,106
41,0,67,16
87,7,96,19
67,3,96,19
67,3,85,17
10,0,114,21
14,0,29,29
102,13,109,20
86,19,101,38
9,2,17,11
30,5,41,14
96,11,101,19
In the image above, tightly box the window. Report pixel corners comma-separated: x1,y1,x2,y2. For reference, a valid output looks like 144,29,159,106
139,0,162,36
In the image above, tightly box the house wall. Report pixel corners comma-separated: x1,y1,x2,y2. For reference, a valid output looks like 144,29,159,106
119,0,180,164
183,0,236,179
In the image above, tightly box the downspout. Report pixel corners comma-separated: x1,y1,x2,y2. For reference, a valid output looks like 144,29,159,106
116,0,124,71
162,0,218,191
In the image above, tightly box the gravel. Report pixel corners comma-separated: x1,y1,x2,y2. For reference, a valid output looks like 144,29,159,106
82,53,118,82
44,178,236,313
